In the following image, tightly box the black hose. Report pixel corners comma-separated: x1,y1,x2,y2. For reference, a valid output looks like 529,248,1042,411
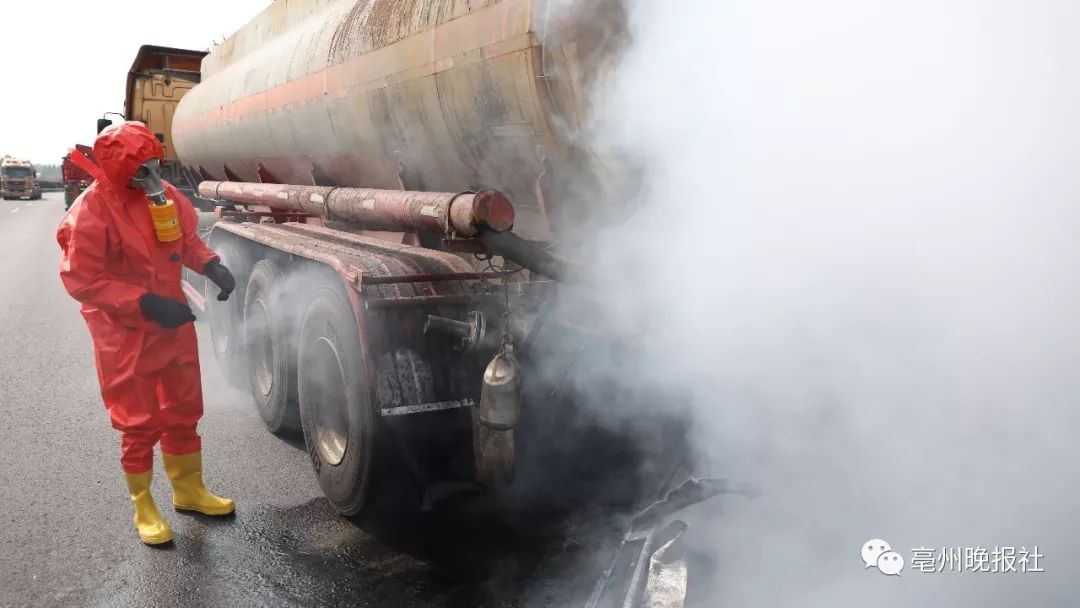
475,228,582,283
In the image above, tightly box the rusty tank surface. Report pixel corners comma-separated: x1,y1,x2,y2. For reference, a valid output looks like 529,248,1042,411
172,0,627,242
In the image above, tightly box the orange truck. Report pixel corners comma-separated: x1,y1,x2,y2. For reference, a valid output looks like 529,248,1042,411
97,45,211,209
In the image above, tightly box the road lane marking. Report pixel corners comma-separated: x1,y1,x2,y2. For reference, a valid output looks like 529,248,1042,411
10,208,19,213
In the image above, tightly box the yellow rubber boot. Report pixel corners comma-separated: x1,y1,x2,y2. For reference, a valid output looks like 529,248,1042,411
162,451,235,516
123,470,174,545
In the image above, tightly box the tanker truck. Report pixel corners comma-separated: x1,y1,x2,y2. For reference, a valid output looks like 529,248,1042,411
162,0,729,567
164,0,643,519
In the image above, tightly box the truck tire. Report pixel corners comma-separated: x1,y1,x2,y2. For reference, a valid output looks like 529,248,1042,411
243,259,300,434
206,238,251,388
297,283,377,516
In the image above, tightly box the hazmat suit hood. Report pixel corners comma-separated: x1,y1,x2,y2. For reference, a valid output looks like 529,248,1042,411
93,121,165,195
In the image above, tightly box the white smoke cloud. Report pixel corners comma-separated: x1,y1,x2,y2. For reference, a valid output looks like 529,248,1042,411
568,0,1080,605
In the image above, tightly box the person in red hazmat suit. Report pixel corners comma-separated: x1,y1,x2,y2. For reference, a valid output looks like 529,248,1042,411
56,121,237,545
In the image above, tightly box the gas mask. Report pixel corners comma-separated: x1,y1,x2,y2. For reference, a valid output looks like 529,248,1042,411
130,158,167,204
130,158,182,242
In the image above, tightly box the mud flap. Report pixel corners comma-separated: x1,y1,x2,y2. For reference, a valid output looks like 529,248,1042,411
585,478,758,608
642,524,690,608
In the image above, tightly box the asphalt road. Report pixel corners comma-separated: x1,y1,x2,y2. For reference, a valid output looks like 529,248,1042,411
0,193,624,608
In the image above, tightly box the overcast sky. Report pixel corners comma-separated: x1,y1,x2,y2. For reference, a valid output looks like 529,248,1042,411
0,0,272,164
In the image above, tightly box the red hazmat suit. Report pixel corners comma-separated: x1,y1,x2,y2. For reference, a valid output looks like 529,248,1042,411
57,122,218,474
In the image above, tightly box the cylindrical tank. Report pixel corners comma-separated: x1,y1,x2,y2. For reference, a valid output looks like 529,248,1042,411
173,0,626,242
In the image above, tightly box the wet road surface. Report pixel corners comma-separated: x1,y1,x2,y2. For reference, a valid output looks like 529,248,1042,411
0,193,630,608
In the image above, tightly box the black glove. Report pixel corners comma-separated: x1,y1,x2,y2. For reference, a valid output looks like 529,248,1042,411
139,293,196,329
204,258,236,302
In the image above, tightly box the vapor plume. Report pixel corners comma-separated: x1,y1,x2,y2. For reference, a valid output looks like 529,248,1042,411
560,0,1080,605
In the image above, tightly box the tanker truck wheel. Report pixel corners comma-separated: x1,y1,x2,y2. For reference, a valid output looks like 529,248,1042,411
297,283,377,516
206,238,251,389
243,260,300,435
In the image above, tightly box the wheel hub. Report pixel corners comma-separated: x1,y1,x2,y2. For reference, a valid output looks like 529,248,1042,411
308,336,350,466
249,299,275,397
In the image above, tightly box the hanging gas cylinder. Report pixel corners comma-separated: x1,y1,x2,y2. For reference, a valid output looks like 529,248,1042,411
477,342,523,430
472,311,525,489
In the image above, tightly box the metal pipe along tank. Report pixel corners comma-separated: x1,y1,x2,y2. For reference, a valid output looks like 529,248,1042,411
199,180,515,236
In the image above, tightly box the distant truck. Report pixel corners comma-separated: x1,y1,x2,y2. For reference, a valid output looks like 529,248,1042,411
1,159,42,201
62,147,95,209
